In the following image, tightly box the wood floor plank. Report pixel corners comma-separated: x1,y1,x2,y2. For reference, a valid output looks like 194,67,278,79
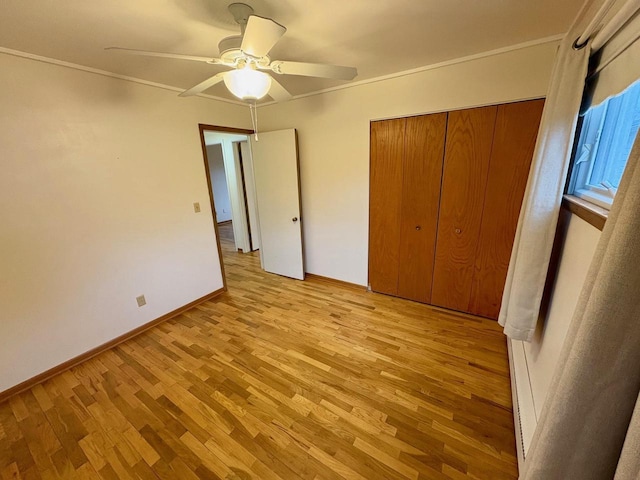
0,222,518,479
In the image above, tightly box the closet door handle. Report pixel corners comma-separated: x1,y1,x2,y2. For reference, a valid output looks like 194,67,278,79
415,226,421,231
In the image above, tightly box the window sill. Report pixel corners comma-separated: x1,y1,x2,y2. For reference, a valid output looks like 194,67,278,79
562,194,608,231
573,187,615,210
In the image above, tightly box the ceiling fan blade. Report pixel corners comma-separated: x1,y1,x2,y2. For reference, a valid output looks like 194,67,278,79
270,61,357,80
179,73,227,97
105,47,221,64
241,15,286,57
268,77,293,102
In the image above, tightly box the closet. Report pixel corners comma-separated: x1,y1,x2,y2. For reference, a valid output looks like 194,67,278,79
369,99,544,319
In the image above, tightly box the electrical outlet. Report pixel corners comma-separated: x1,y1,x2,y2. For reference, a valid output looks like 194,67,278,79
193,202,201,213
136,295,146,307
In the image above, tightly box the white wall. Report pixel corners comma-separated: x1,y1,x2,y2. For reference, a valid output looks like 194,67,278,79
206,144,232,223
511,212,601,454
260,41,560,285
0,52,251,392
526,214,601,414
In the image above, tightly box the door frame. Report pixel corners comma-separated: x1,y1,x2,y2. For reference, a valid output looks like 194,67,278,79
197,123,254,290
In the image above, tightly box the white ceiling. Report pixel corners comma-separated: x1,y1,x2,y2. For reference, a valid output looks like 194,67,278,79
0,0,584,102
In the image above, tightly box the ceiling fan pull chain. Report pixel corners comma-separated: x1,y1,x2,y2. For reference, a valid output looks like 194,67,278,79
250,102,259,141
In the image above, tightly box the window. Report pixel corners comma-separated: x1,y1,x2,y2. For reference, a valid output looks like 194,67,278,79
569,80,640,209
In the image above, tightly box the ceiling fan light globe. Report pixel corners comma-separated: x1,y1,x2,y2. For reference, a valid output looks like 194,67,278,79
224,68,272,101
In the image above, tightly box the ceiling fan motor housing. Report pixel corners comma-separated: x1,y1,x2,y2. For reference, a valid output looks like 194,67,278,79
218,4,272,66
218,35,243,57
218,35,270,67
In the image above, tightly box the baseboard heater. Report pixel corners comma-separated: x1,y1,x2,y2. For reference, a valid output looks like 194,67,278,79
507,338,538,471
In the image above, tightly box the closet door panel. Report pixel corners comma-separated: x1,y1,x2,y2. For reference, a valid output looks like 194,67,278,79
397,113,447,303
369,119,406,295
431,106,497,312
469,99,544,318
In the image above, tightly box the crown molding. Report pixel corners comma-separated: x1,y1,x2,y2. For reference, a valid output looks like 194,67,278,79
258,33,565,107
1,33,565,109
0,46,247,106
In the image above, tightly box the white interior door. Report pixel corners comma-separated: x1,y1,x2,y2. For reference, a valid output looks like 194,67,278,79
250,129,304,280
240,141,261,251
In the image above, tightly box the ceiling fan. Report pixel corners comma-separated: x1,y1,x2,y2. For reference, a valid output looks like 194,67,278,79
106,3,358,103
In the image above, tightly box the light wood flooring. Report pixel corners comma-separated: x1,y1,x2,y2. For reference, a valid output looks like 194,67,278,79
0,221,518,479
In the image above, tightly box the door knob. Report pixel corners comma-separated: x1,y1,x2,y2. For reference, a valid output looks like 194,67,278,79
415,225,421,231
292,217,298,222
455,228,462,234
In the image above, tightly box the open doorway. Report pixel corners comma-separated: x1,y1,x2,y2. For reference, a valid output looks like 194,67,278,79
199,124,305,286
198,124,261,289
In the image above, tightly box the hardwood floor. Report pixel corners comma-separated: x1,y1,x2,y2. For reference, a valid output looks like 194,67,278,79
217,222,234,244
0,222,518,479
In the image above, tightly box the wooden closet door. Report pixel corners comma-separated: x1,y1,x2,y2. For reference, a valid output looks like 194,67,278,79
431,106,497,312
468,99,544,319
369,119,406,295
397,113,447,303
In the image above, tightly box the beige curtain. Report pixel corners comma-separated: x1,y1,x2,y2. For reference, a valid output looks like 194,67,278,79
499,0,640,341
615,395,640,479
498,15,593,341
522,133,640,479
